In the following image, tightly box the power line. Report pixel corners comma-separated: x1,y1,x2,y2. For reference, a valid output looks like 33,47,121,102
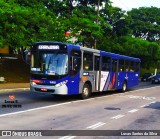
118,0,130,11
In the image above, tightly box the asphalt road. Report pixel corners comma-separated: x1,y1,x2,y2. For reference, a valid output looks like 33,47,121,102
0,82,160,139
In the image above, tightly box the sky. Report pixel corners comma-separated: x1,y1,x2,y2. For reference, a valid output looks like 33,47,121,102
111,0,160,11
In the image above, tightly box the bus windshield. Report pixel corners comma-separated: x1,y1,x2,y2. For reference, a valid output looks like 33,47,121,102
31,52,68,76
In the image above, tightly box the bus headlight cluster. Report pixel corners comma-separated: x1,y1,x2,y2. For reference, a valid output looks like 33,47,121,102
55,80,68,87
31,80,41,86
31,82,37,86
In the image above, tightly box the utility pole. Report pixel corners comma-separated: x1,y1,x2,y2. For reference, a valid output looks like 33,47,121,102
96,0,100,23
94,0,100,49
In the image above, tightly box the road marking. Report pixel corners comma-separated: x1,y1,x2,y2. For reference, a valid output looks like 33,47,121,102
111,86,160,96
127,86,160,93
140,105,147,108
72,98,96,103
0,86,159,117
0,102,72,117
150,101,156,104
140,101,156,108
128,109,139,113
117,95,156,100
111,114,125,119
59,136,76,139
87,122,106,129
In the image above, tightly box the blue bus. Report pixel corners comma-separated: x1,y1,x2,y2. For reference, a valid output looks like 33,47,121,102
27,42,140,99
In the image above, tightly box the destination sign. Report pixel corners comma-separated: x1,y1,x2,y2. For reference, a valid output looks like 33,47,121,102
38,45,60,50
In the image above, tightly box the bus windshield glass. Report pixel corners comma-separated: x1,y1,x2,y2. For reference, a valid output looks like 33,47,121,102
31,52,68,76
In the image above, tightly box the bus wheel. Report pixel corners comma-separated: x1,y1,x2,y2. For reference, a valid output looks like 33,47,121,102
122,81,127,92
81,84,91,99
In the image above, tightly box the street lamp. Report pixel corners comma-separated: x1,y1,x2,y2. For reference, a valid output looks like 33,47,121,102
99,17,125,44
109,17,125,28
108,17,125,36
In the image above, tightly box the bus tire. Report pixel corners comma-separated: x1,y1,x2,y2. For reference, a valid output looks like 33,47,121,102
81,84,91,99
122,81,127,92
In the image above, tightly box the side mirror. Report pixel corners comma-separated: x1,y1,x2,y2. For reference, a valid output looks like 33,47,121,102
25,50,31,65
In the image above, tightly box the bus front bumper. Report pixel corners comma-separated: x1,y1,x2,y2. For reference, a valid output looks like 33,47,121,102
30,84,68,95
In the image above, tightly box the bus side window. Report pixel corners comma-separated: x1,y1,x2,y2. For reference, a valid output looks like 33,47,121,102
135,62,140,72
73,57,79,71
112,59,118,72
83,57,89,70
102,56,110,71
124,60,130,72
70,49,81,76
130,61,135,72
83,52,93,70
119,59,124,72
94,56,100,70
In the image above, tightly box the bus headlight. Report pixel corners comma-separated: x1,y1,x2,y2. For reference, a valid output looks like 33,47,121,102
55,80,68,87
31,80,41,86
31,82,37,86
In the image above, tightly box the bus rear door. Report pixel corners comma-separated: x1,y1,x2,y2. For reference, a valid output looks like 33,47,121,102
94,55,100,91
110,59,118,90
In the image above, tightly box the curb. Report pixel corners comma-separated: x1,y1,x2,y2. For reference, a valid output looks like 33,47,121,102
0,88,30,93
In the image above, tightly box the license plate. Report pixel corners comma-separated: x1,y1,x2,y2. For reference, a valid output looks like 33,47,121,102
155,80,158,82
40,88,48,91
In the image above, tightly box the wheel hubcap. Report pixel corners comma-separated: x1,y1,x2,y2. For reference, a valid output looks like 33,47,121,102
83,88,89,96
123,84,126,91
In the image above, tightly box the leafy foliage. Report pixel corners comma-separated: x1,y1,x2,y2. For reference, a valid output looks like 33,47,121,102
0,0,160,70
127,7,160,42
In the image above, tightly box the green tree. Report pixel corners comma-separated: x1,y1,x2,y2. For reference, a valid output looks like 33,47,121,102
127,7,160,42
114,36,160,68
0,0,68,50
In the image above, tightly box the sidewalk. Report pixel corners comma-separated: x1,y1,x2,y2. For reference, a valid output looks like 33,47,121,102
0,83,30,92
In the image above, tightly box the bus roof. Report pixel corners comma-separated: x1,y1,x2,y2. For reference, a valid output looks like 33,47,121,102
31,42,140,62
100,51,141,62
